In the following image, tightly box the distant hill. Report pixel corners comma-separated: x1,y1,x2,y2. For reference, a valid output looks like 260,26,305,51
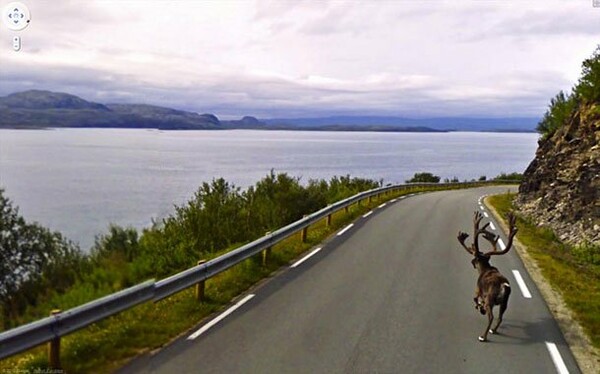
264,115,539,132
0,90,109,111
0,90,230,130
0,90,537,132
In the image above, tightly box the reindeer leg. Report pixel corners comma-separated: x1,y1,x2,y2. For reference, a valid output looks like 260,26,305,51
474,287,485,315
479,301,494,342
491,292,510,334
474,287,483,313
490,302,506,334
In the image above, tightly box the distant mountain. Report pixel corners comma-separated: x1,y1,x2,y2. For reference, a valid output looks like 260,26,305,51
0,90,228,130
0,90,538,132
0,90,109,111
264,115,539,132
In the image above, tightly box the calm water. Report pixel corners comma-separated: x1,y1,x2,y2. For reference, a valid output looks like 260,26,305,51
0,129,538,250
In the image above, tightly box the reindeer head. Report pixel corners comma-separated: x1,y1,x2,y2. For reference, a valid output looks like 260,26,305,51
457,211,517,272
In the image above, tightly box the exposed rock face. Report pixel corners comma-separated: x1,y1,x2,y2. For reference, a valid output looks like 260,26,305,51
517,104,600,245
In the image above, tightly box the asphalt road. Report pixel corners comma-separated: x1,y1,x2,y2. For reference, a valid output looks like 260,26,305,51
120,186,581,374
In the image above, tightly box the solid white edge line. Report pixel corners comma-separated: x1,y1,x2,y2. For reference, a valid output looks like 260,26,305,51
362,211,373,218
188,294,255,340
291,247,322,268
489,222,496,230
545,341,570,374
483,212,489,218
337,223,354,236
498,238,506,250
512,270,533,299
378,203,386,208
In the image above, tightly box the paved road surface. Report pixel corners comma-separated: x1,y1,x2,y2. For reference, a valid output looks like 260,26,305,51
120,186,580,374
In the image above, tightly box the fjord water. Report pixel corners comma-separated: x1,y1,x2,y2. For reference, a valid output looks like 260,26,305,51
0,129,537,250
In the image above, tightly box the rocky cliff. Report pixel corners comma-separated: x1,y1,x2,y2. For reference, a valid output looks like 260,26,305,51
517,103,600,244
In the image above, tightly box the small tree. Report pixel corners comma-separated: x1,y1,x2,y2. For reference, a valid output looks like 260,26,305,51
575,45,600,104
536,90,576,140
406,172,441,183
0,189,82,328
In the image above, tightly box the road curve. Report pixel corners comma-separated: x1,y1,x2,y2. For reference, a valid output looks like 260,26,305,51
120,186,580,374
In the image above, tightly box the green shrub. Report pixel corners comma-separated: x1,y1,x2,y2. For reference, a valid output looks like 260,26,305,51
493,172,523,182
575,45,600,104
406,172,440,183
536,90,577,140
537,45,600,140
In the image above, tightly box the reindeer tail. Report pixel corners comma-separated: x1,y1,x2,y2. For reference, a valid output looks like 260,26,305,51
499,282,511,301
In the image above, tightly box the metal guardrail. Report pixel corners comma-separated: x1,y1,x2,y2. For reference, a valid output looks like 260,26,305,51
0,180,518,361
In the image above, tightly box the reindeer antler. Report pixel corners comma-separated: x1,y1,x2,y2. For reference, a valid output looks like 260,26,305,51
458,211,492,255
472,211,490,254
457,231,473,254
484,212,518,257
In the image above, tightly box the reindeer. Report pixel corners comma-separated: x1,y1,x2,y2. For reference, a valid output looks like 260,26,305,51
457,211,518,342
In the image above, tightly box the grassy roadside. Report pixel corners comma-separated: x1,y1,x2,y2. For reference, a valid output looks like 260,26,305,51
1,183,505,373
486,193,600,369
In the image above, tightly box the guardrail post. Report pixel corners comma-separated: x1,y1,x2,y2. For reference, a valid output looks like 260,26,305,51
195,260,207,302
262,232,272,266
368,195,372,203
300,217,308,243
344,205,349,213
48,309,62,370
326,213,332,227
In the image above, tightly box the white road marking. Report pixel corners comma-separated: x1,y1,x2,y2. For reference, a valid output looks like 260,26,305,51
378,203,386,208
512,270,532,299
483,212,489,218
498,238,506,250
188,294,255,340
479,205,484,210
390,199,397,203
545,342,570,374
337,223,354,236
489,222,496,230
291,247,322,268
362,211,373,218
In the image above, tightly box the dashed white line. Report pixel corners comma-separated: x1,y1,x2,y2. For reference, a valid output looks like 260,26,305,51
489,222,496,230
479,205,484,210
483,212,489,218
390,199,397,203
545,342,570,374
188,294,255,340
337,223,354,236
362,211,373,218
291,247,322,268
378,203,387,208
512,270,532,299
498,238,506,250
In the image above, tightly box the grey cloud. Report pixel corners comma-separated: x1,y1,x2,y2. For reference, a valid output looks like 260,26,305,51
461,8,600,42
0,58,555,120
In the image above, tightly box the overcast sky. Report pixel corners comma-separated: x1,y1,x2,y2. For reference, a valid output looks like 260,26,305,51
1,0,599,119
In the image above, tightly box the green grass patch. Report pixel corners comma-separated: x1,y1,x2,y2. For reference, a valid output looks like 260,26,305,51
487,193,600,350
1,183,503,373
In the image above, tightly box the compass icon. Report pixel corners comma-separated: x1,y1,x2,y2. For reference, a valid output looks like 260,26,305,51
2,2,31,31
